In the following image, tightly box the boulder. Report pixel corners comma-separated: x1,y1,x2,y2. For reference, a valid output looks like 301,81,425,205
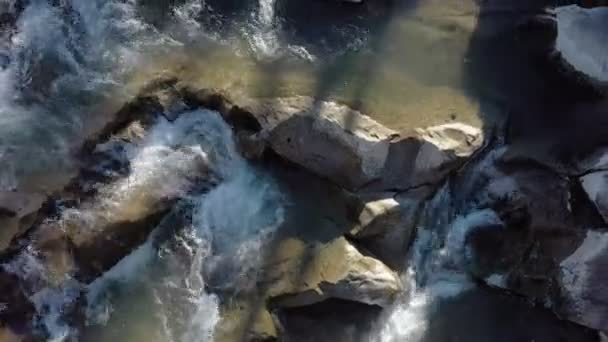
348,194,401,238
362,123,482,192
559,230,608,333
262,237,401,308
349,186,434,270
238,96,399,190
556,5,608,83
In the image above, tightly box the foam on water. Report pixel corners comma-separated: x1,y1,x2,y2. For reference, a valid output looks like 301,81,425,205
2,247,83,341
0,0,160,191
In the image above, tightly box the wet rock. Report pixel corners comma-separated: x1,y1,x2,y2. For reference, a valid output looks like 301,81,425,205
580,169,608,224
181,89,401,188
559,230,608,333
263,237,401,308
0,192,45,252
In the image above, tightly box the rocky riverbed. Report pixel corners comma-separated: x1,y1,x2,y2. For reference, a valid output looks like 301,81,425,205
1,0,608,341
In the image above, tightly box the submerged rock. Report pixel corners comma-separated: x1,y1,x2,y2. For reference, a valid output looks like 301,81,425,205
262,237,401,308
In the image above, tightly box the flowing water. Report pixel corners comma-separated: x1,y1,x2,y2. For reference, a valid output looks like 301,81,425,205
0,0,606,341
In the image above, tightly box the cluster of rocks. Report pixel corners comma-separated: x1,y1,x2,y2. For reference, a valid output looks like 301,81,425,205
0,72,606,340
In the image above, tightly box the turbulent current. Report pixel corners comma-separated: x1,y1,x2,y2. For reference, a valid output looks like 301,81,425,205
1,0,607,341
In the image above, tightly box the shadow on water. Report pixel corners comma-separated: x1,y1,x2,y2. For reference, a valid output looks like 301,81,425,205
277,0,422,132
463,0,608,165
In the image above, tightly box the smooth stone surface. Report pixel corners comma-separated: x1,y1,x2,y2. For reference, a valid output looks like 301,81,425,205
263,237,402,308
